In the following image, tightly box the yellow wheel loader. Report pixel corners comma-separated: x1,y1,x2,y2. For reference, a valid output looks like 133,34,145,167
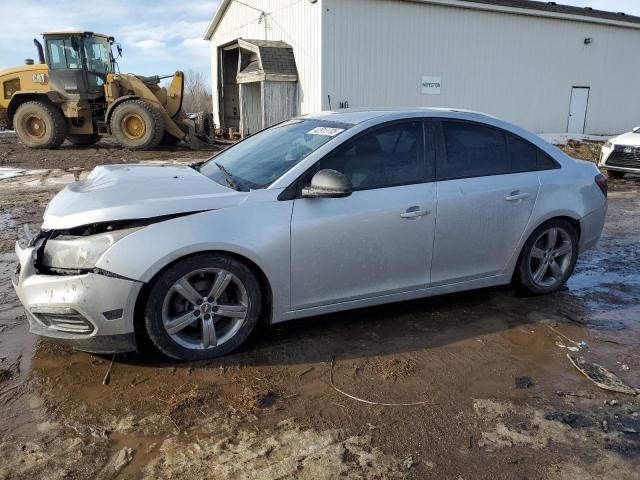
0,32,214,150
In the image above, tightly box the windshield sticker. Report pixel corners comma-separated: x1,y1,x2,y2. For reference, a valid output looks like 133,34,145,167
307,127,345,137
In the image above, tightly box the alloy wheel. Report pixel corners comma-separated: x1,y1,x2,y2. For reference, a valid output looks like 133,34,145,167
527,226,573,288
161,268,248,350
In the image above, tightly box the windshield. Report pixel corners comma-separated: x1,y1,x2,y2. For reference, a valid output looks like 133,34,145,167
83,36,113,86
199,119,352,191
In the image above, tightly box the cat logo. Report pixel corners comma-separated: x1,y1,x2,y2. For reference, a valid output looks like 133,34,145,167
32,73,49,85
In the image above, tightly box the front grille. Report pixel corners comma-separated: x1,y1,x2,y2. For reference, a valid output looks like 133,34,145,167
607,149,640,169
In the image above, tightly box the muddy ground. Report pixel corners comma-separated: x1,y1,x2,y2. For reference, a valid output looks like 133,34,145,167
0,133,639,479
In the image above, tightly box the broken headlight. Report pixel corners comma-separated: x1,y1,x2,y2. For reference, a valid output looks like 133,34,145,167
42,227,140,271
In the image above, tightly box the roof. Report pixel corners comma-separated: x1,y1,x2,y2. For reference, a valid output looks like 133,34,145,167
42,31,111,38
204,0,640,40
236,39,298,83
460,0,640,25
302,107,497,125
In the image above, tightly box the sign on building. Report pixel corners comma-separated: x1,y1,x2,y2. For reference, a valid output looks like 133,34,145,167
422,76,441,95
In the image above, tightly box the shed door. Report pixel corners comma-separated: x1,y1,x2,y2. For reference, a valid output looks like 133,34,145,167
567,87,589,134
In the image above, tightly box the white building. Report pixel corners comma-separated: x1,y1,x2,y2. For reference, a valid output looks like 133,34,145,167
204,0,640,136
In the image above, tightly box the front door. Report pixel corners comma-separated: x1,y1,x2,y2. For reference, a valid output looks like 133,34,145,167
290,120,437,310
431,121,540,285
567,87,590,134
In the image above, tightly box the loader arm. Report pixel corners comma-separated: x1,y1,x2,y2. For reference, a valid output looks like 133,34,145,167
165,71,184,118
113,73,186,140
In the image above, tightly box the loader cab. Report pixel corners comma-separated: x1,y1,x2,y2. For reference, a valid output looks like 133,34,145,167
42,32,115,101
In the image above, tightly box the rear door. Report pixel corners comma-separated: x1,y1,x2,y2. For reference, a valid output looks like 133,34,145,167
290,120,438,310
430,120,540,286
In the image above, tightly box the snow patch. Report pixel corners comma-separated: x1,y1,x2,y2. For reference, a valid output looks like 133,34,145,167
0,168,26,180
539,133,613,146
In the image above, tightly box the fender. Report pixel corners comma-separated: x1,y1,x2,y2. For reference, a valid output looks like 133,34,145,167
104,94,140,125
7,91,60,124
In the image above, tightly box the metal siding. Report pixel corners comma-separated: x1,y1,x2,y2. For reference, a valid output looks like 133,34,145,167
209,0,322,125
322,0,640,134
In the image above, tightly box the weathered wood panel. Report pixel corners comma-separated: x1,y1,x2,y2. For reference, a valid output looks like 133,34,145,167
239,82,262,137
262,81,298,129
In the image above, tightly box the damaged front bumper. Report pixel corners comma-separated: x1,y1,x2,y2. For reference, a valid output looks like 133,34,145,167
12,235,142,354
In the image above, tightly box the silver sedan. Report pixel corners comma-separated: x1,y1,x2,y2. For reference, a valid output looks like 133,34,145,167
12,109,608,360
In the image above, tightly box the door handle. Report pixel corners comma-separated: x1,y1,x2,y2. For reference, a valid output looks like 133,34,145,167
505,191,530,202
401,207,430,219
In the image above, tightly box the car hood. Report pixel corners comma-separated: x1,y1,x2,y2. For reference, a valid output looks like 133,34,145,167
42,164,247,230
611,131,640,146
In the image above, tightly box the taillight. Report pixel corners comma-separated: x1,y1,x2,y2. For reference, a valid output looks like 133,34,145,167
595,173,607,198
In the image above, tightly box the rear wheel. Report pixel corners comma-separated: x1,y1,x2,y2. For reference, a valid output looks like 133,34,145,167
606,170,626,179
144,254,262,360
110,100,164,150
66,133,101,147
14,100,67,149
517,219,578,295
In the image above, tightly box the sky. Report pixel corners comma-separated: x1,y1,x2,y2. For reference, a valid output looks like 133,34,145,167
0,0,219,81
1,0,640,83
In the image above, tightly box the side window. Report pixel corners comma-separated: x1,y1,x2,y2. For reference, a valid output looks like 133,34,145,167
47,39,81,69
537,151,560,170
508,134,537,173
439,121,509,180
320,121,424,190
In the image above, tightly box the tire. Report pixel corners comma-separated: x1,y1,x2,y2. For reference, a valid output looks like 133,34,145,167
110,100,164,150
606,170,626,179
14,100,67,149
195,112,215,143
144,253,262,361
66,133,101,147
159,131,182,146
517,219,579,295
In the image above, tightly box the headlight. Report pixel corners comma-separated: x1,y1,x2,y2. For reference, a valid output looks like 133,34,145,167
42,227,140,270
604,141,614,149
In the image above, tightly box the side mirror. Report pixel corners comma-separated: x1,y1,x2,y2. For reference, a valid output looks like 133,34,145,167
302,169,353,199
633,126,640,133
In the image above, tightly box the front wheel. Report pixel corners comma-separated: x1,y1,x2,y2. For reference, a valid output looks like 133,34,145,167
110,100,165,150
144,254,262,360
517,219,579,295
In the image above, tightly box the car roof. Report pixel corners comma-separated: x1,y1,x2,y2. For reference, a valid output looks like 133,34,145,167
301,108,498,125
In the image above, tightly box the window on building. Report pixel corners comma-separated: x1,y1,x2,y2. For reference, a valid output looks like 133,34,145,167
439,121,510,180
320,121,424,190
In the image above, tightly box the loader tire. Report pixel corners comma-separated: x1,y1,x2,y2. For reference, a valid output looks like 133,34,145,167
67,133,101,147
195,112,215,144
160,132,182,146
14,101,67,149
111,100,164,150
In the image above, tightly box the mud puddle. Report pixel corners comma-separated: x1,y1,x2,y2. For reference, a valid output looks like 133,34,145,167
0,138,639,478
